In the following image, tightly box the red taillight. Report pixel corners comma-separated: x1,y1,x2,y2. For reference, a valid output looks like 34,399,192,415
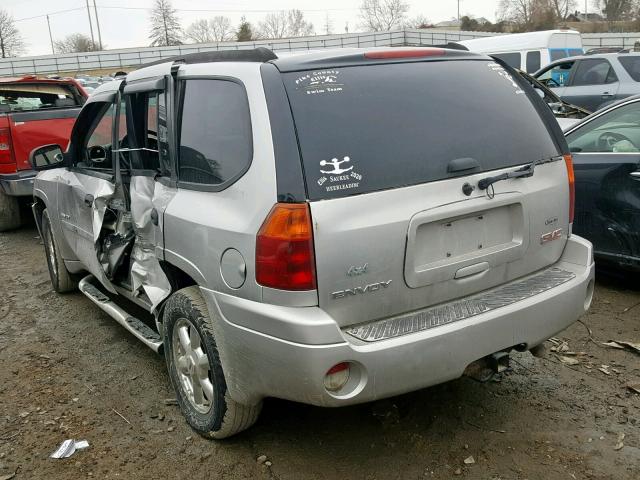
364,48,445,59
0,127,16,174
256,203,317,291
564,154,575,225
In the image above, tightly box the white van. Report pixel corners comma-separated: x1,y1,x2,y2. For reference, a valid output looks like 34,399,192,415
458,29,583,73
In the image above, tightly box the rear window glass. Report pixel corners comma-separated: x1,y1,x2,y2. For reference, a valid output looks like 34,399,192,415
0,83,79,112
550,49,569,61
283,60,560,200
619,56,640,81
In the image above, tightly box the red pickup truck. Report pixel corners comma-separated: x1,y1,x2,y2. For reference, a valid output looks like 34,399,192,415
0,75,87,231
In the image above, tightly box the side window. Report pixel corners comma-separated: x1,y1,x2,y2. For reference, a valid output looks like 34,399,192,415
549,48,569,61
536,61,574,87
178,79,252,188
618,56,640,81
566,102,640,153
123,92,161,171
79,102,114,171
526,51,541,73
571,59,617,86
491,52,521,69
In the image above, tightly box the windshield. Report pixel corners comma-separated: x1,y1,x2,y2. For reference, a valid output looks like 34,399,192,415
0,83,80,112
282,60,560,200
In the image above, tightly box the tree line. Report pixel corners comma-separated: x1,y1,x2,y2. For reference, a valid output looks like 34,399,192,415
1,0,638,57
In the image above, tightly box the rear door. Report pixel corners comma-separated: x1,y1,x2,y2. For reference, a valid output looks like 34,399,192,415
563,58,619,111
281,59,570,327
566,99,640,262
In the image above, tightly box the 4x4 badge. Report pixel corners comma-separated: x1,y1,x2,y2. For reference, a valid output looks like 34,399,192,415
347,263,368,276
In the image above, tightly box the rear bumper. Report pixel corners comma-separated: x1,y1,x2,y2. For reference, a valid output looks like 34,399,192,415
0,170,36,197
201,235,595,407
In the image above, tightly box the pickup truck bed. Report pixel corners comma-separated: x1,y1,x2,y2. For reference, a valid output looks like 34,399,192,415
0,75,86,231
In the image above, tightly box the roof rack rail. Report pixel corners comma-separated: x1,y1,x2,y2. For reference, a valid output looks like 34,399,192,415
433,42,469,51
584,47,628,55
141,47,277,68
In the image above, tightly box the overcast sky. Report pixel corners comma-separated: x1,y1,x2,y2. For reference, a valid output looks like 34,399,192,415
4,0,502,57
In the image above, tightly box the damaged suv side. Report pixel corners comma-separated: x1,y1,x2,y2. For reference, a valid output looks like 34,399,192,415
31,47,595,439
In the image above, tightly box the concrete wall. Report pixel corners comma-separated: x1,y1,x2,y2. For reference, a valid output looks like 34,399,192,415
0,29,495,76
4,28,638,77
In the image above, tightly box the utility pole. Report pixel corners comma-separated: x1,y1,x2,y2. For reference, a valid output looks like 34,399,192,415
92,0,103,50
458,0,460,21
85,0,96,50
46,15,55,54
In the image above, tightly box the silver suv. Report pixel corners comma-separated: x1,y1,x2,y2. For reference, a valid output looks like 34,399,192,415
30,47,595,439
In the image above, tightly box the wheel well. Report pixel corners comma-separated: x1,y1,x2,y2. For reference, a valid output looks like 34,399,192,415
32,197,46,232
160,261,198,292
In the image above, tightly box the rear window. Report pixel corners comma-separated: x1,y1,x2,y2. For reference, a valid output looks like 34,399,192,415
618,56,640,81
283,60,560,200
0,83,79,112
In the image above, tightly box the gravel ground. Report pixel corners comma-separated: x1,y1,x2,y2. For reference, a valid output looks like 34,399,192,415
1,224,639,480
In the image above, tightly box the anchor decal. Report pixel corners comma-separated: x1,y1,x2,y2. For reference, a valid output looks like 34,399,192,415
320,156,353,174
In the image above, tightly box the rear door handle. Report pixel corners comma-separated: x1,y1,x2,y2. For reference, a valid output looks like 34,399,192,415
602,92,614,97
84,194,94,207
630,171,640,179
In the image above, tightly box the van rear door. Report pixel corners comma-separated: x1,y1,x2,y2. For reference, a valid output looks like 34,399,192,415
280,57,571,328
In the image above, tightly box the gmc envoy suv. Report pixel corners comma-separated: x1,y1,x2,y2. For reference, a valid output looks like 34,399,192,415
29,47,595,438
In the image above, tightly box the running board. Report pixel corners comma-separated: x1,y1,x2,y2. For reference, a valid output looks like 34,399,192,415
79,275,163,353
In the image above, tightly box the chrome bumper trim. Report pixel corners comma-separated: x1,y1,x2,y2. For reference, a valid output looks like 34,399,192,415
345,267,576,343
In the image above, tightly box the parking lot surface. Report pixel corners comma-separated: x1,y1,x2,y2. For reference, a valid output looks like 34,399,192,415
1,225,639,480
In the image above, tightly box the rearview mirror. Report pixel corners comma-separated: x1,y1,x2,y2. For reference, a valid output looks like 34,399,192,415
29,144,64,171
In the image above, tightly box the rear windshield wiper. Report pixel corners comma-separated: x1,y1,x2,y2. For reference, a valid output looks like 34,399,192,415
477,158,540,192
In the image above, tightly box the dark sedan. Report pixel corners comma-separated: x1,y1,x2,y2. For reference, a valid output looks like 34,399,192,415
535,52,640,111
564,95,640,270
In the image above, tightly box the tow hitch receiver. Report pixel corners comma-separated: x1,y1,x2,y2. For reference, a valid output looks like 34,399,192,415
463,351,511,382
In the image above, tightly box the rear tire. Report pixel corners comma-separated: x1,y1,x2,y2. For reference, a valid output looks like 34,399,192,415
41,209,77,293
163,286,262,439
0,190,22,232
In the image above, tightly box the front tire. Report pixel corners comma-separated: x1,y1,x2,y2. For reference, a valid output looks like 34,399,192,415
0,190,22,232
41,209,77,293
163,286,262,439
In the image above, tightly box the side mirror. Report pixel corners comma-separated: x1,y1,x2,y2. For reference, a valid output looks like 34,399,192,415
29,144,64,171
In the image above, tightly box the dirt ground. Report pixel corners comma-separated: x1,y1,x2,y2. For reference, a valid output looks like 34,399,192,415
1,223,639,480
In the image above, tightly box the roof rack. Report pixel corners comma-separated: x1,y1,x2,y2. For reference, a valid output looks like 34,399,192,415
141,47,278,68
584,47,629,55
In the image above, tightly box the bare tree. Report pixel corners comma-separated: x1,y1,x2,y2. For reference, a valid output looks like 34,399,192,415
287,9,314,37
498,0,557,29
549,0,577,20
403,14,431,29
149,0,182,47
0,9,25,58
258,11,288,39
186,16,233,43
54,33,97,54
359,0,410,31
323,12,333,34
593,0,635,21
258,10,314,39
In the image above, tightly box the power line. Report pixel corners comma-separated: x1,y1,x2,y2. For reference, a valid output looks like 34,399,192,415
96,5,359,13
15,7,86,22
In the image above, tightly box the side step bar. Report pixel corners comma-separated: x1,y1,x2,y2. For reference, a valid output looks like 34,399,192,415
79,275,163,353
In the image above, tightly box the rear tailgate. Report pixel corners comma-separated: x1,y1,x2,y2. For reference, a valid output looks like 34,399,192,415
8,109,80,171
281,56,570,328
310,162,569,327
